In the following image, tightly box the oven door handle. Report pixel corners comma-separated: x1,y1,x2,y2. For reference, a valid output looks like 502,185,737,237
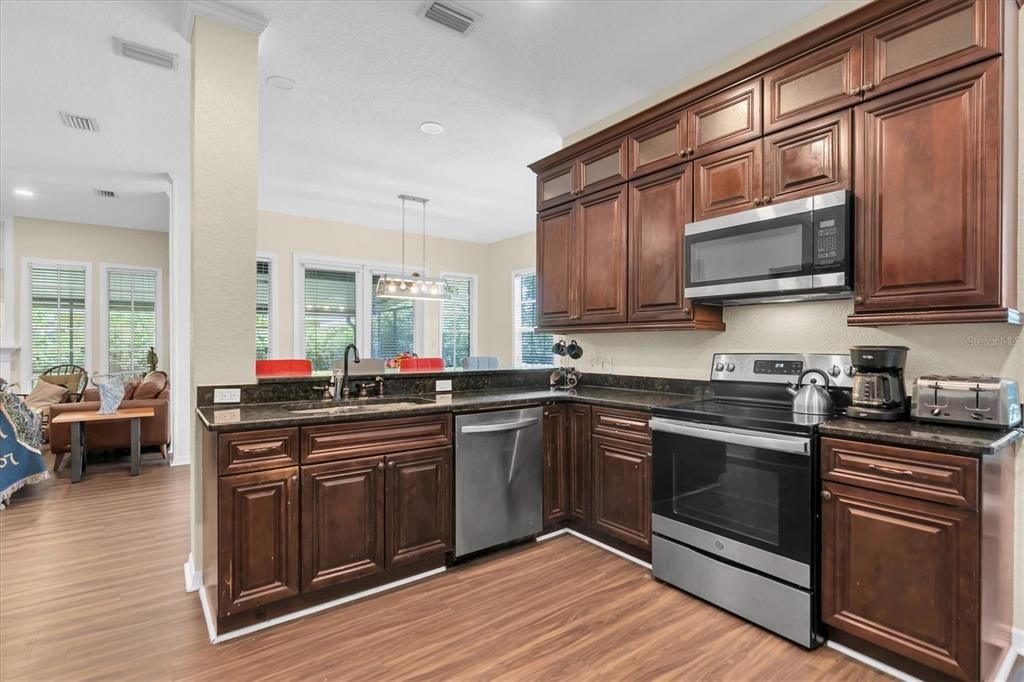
648,418,810,456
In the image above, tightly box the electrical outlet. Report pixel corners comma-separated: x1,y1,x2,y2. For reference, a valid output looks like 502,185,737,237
213,388,241,403
435,379,453,392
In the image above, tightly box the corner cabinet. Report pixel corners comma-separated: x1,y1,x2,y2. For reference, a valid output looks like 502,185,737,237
542,404,570,527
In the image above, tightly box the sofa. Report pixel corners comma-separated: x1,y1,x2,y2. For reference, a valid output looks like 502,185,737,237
48,371,171,471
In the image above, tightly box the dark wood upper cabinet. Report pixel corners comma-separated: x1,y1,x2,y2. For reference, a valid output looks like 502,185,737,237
567,404,592,525
575,185,628,324
693,139,763,221
822,481,979,681
578,137,628,195
385,447,452,568
687,79,762,159
628,111,688,178
851,59,1003,318
764,110,851,204
301,456,386,592
536,202,576,327
628,164,694,323
764,35,864,132
861,0,1001,98
542,405,569,527
536,160,576,211
218,467,300,616
591,434,650,550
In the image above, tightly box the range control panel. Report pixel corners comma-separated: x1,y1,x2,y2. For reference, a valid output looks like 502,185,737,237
753,359,804,376
711,353,855,389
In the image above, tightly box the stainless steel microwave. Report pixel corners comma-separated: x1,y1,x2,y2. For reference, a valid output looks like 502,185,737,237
684,190,852,304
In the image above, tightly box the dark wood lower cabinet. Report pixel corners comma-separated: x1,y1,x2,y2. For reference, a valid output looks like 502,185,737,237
301,456,386,592
386,447,452,568
218,467,300,616
567,404,592,525
543,405,569,527
591,434,650,551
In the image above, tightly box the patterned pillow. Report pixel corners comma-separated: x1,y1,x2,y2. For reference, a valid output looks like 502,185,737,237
96,376,125,415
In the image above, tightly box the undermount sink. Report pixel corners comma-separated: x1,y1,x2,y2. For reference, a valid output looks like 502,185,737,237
282,396,434,415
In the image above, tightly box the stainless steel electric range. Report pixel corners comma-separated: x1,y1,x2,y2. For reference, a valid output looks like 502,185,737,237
649,353,854,649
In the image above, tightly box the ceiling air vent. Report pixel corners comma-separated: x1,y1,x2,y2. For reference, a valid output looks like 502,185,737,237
113,37,177,70
59,111,99,132
421,1,479,35
93,189,118,198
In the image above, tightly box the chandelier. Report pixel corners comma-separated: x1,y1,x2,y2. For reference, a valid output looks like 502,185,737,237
374,194,450,301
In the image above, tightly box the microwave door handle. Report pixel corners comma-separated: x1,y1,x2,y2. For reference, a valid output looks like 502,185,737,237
649,418,809,455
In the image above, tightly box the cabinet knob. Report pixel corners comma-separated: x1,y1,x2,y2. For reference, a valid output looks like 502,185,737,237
685,147,693,156
821,490,832,501
862,82,874,92
377,462,384,470
678,149,687,158
849,85,862,96
762,196,770,204
682,307,690,316
388,461,396,469
753,197,762,206
854,295,864,304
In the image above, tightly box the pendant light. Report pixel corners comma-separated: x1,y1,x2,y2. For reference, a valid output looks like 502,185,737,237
375,194,450,301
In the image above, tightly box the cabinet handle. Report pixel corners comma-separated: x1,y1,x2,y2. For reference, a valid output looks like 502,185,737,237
762,196,770,204
849,85,862,96
377,461,384,470
753,197,762,206
241,444,281,454
821,490,832,501
604,417,641,428
868,463,914,477
854,295,864,304
862,82,874,92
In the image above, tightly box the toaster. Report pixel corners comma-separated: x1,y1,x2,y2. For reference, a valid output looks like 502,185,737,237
912,375,1021,429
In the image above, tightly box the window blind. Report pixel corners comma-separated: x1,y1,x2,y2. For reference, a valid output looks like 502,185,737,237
514,271,553,366
304,268,357,372
256,258,272,360
441,276,472,367
106,268,157,375
371,274,416,360
29,264,87,377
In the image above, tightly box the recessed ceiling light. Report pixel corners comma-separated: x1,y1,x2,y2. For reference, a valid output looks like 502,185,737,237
13,188,35,197
419,121,445,135
266,75,295,91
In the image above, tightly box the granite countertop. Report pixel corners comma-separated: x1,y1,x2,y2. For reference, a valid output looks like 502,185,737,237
197,386,702,432
819,417,1024,457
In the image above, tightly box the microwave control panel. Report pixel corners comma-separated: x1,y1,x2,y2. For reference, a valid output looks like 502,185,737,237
814,218,841,264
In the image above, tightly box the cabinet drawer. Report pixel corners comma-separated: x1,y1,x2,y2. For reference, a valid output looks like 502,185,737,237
591,407,651,445
821,437,977,509
301,415,452,464
218,428,299,475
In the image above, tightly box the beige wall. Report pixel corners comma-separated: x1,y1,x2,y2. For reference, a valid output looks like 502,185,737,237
10,217,169,386
479,232,536,366
257,210,490,361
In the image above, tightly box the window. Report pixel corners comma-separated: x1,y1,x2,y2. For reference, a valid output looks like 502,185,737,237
303,268,357,372
256,258,272,360
105,267,158,376
370,274,416,360
27,262,88,379
513,270,553,366
440,275,473,368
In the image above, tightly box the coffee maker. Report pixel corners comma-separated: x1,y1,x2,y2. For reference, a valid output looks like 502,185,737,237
847,345,909,421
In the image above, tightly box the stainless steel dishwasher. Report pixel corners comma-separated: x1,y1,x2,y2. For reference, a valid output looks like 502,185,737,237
454,407,543,557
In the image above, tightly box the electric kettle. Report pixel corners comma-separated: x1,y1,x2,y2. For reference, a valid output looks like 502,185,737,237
786,369,835,415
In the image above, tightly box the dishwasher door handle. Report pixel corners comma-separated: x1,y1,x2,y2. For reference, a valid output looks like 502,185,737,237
459,418,539,434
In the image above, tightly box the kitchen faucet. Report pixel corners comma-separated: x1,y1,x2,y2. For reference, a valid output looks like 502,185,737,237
339,343,361,400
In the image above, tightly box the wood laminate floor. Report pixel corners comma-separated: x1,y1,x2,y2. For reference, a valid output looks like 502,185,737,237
0,455,888,681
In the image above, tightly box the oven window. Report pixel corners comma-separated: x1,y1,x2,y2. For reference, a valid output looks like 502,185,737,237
690,222,805,284
652,431,811,565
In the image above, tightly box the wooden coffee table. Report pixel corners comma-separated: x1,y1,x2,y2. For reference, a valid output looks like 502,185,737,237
51,407,156,483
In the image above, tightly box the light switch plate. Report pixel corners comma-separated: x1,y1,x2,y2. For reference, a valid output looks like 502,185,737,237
213,388,241,403
435,379,453,392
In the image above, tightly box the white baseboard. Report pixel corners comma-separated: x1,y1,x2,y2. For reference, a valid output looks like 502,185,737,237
992,640,1019,682
197,566,447,644
1014,626,1024,652
182,553,201,593
826,640,924,682
536,527,653,570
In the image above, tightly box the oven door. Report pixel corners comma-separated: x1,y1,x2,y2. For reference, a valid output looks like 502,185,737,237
685,198,814,300
649,417,813,588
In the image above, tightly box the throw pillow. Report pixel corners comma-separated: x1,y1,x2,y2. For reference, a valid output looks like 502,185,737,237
24,381,69,414
96,376,125,415
134,371,168,400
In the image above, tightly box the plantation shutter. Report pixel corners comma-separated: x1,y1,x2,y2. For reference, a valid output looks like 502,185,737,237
371,274,416,360
106,269,157,376
304,268,357,372
514,272,553,366
441,276,472,367
29,264,88,377
256,259,272,360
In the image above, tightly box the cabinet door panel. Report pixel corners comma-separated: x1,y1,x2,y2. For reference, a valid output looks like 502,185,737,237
764,110,850,204
219,428,299,475
579,137,628,195
386,447,452,567
628,164,694,322
218,467,299,615
301,457,385,592
687,79,762,158
542,405,569,526
862,0,1000,97
568,404,591,524
536,203,576,326
576,185,628,323
764,35,863,132
628,111,687,178
693,139,763,221
853,60,1001,314
591,435,650,550
537,160,576,211
822,482,978,680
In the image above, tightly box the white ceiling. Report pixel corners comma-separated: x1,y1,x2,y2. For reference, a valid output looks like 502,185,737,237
0,0,834,242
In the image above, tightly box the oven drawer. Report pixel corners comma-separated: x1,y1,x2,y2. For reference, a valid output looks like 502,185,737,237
591,407,651,444
821,437,977,509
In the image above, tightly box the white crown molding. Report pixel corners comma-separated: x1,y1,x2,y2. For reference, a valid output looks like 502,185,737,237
180,1,269,42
